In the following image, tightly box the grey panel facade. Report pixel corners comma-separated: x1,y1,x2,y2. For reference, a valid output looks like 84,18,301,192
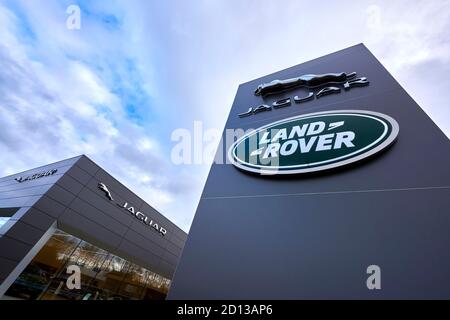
169,44,450,299
0,155,186,297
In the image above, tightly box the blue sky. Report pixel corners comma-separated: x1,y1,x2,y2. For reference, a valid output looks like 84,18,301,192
0,0,449,232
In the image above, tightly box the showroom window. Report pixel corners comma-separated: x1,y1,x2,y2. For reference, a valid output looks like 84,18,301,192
0,217,10,229
0,208,19,230
4,229,171,300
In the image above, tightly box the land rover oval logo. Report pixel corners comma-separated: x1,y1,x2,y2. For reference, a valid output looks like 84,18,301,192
228,110,399,175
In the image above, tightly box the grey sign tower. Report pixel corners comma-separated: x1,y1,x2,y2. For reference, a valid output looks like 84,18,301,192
169,44,450,299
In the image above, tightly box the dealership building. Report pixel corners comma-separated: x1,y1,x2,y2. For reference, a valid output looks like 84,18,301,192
0,155,187,300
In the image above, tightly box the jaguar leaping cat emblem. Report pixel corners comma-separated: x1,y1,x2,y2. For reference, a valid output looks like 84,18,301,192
254,72,357,96
98,182,114,201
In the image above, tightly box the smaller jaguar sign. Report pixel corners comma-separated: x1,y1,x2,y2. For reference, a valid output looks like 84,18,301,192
98,182,167,236
228,110,399,175
15,169,58,183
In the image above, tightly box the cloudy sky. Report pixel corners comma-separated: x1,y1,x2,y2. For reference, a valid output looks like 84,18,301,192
0,0,449,232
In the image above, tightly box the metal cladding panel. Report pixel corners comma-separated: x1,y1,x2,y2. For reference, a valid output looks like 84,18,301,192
0,158,80,292
0,157,80,211
169,44,450,299
56,156,187,278
0,156,81,186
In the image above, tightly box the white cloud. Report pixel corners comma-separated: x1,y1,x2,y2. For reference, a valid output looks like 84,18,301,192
0,2,196,231
362,1,450,136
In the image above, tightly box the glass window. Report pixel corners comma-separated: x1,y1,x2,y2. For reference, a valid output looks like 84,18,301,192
0,207,19,230
0,217,10,229
4,229,172,300
116,262,148,300
82,254,127,300
4,230,81,300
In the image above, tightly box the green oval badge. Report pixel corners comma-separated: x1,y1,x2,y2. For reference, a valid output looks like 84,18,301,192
229,110,399,175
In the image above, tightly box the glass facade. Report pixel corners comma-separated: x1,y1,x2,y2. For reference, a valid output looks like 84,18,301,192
5,229,171,300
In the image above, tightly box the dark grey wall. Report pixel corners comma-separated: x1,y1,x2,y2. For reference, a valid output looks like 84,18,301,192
169,44,450,299
0,155,186,297
0,156,78,293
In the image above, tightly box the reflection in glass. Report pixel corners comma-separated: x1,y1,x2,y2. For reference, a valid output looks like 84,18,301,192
5,229,171,300
0,217,11,229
